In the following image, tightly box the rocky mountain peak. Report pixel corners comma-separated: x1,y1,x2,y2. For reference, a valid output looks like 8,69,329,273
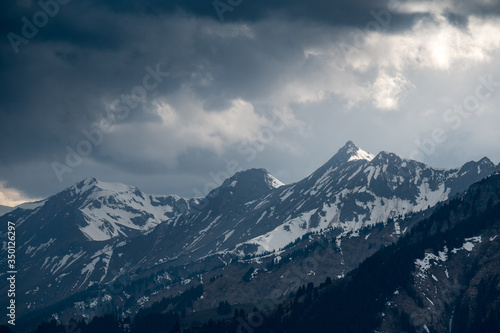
219,168,283,191
72,177,137,195
370,150,404,166
202,168,285,207
327,141,376,166
479,156,495,167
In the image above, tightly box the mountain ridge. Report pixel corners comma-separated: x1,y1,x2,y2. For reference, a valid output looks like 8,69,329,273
21,173,500,333
2,141,500,326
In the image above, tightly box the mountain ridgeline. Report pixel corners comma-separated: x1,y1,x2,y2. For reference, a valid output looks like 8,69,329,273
188,168,500,333
1,141,499,332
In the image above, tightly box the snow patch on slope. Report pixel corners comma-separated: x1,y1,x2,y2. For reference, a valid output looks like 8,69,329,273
415,246,448,279
451,236,482,253
347,147,375,162
265,173,285,188
244,209,318,254
236,178,453,256
75,179,185,241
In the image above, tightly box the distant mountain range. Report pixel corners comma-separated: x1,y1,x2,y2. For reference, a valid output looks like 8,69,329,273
1,141,499,329
0,205,14,217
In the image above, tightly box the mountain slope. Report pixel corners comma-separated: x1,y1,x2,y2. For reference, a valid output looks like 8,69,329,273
0,205,14,217
244,173,500,333
0,178,198,318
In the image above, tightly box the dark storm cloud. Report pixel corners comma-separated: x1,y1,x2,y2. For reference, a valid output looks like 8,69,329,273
447,0,500,18
95,0,500,26
442,11,469,30
0,3,176,168
0,0,424,43
0,0,323,172
99,0,394,26
1,0,499,202
2,0,499,48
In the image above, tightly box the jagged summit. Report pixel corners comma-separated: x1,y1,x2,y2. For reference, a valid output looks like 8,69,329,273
370,150,403,163
35,177,196,242
72,177,137,195
479,156,495,166
332,141,376,163
265,172,285,189
222,168,284,190
311,141,376,177
201,168,285,207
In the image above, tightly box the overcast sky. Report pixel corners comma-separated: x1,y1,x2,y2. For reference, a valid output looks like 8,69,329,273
1,0,500,205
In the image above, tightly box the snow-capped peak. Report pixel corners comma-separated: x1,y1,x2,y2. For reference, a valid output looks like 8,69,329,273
73,177,135,195
265,173,285,189
59,177,194,242
347,147,375,162
339,141,375,162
